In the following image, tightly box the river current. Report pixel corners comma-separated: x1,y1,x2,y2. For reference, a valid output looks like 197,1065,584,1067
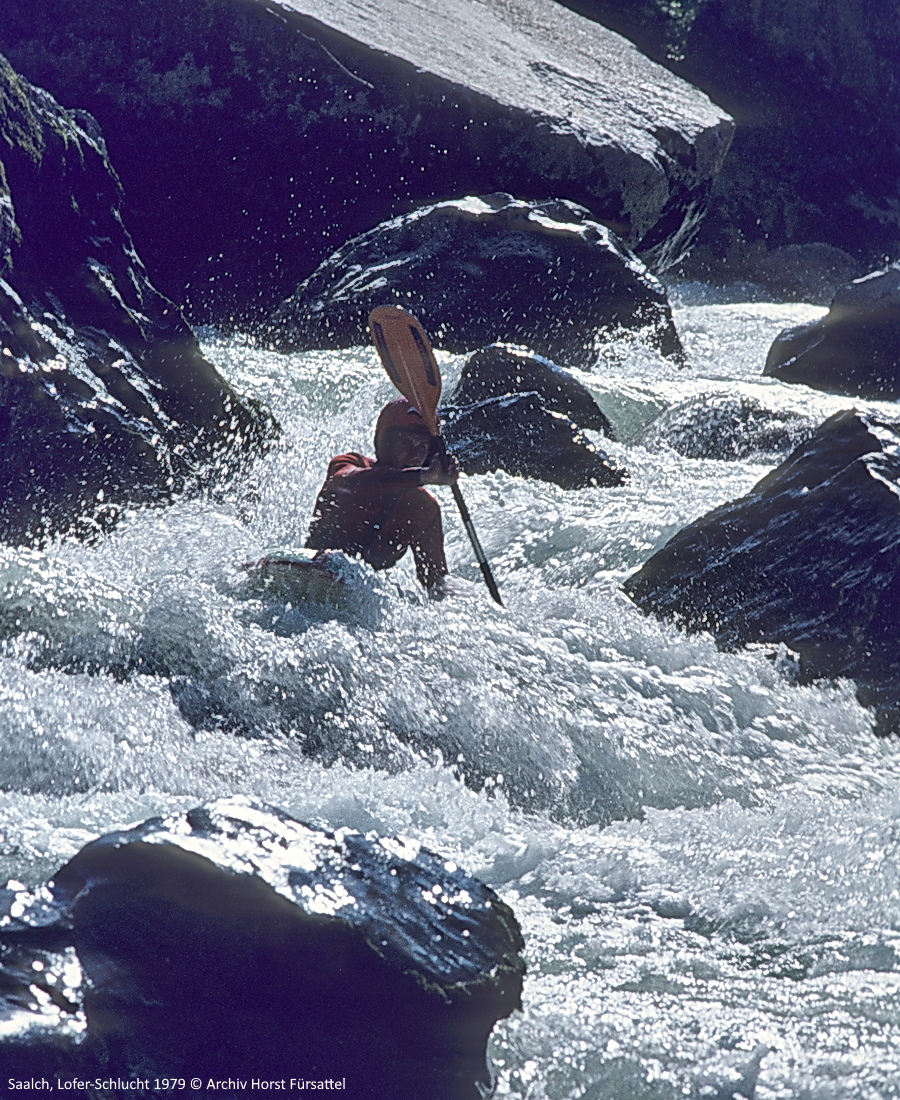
2,286,900,1099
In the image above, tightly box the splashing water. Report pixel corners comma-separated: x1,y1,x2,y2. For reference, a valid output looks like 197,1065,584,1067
1,289,899,1098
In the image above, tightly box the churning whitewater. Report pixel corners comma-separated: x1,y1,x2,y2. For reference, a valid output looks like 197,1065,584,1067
2,289,900,1098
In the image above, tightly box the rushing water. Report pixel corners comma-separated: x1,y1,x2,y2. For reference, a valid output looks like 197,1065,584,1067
2,287,900,1099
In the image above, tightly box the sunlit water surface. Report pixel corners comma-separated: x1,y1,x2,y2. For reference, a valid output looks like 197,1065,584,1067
2,288,900,1098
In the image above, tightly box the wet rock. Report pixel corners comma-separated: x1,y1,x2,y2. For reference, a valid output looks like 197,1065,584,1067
692,1043,769,1100
443,393,627,489
450,343,615,437
635,393,816,461
764,266,900,399
0,798,524,1098
0,930,96,1081
624,410,900,732
270,195,684,367
0,55,273,544
0,0,732,324
439,341,626,488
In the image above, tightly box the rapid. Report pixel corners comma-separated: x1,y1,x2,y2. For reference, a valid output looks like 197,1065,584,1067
2,286,900,1099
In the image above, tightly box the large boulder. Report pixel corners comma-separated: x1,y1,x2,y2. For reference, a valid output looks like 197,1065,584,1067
0,56,272,544
443,393,627,490
558,0,900,287
764,266,900,399
623,411,900,732
269,195,684,366
450,344,615,437
0,798,524,1098
440,342,626,488
0,0,732,324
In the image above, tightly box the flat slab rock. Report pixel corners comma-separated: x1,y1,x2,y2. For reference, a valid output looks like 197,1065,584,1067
274,0,731,276
0,798,524,1097
624,410,900,730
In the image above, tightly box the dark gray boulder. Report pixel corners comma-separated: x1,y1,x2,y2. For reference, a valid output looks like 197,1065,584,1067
440,341,626,488
270,195,684,366
0,0,732,324
0,55,273,544
451,344,615,436
713,243,863,307
634,392,817,461
443,393,627,490
0,798,524,1098
764,266,900,399
555,1,900,287
624,410,900,732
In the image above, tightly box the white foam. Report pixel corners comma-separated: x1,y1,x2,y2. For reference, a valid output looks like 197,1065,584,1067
0,301,897,1097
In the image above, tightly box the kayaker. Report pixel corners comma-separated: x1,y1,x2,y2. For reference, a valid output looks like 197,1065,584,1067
305,397,459,594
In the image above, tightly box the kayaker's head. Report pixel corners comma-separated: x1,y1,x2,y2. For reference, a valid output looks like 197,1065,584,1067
374,398,433,467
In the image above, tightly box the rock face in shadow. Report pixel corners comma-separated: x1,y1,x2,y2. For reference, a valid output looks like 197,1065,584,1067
764,267,900,399
0,0,732,324
624,411,900,732
0,798,525,1099
555,1,900,285
708,243,863,307
270,195,684,366
0,55,272,544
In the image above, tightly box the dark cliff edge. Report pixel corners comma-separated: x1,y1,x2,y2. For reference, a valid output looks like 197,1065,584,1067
0,54,274,544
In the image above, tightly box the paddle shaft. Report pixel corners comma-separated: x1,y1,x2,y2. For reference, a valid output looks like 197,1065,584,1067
432,436,503,606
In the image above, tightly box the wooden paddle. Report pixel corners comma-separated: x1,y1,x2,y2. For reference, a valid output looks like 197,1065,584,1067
368,306,503,606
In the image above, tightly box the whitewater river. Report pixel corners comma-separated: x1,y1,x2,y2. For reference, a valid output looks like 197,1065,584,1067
2,286,900,1099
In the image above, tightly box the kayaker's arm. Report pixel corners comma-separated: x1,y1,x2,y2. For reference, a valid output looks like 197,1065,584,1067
331,450,458,489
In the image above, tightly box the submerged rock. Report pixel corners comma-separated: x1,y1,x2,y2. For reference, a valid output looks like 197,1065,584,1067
0,0,732,323
270,195,684,367
0,55,272,544
635,392,816,461
624,411,900,732
0,798,524,1098
764,266,900,399
443,393,627,490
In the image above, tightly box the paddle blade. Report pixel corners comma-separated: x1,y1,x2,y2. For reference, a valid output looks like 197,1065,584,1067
368,306,503,605
368,306,442,436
